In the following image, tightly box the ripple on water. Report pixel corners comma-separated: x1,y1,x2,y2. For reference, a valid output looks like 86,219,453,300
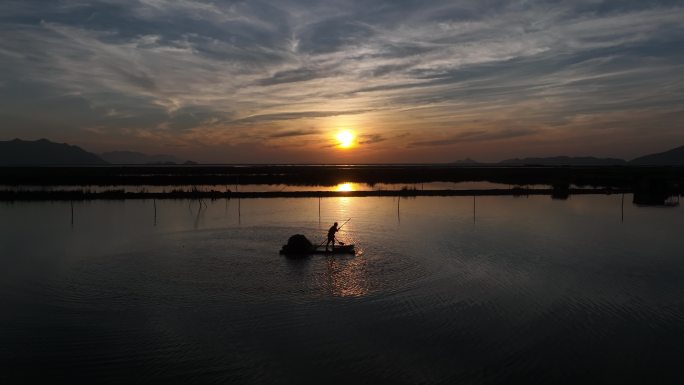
3,196,684,384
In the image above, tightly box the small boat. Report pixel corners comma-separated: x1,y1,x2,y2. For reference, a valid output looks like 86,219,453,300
280,244,355,256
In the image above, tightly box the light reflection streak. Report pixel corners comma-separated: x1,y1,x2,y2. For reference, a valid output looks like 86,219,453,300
325,257,368,298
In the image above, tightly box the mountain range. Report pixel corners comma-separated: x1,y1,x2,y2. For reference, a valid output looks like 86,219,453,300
0,139,195,165
499,156,627,166
460,146,684,166
0,139,107,166
1,138,683,166
630,145,684,166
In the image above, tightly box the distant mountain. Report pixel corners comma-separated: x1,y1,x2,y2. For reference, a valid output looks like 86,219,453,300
499,156,627,166
100,151,188,165
630,145,684,166
451,158,481,165
0,139,107,165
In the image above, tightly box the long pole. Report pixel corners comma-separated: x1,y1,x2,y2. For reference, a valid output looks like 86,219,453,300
316,217,351,249
337,217,352,231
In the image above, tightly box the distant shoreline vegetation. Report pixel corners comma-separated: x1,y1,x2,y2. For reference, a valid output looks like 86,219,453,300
0,165,681,206
1,165,682,186
0,187,634,200
0,187,680,208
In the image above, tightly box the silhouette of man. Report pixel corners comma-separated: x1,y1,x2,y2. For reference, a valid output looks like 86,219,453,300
326,222,338,252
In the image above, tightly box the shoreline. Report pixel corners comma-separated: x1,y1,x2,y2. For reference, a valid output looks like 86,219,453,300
1,165,683,188
1,165,680,204
0,187,645,201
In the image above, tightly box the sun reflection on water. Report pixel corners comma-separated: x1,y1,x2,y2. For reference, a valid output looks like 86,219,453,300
326,257,368,298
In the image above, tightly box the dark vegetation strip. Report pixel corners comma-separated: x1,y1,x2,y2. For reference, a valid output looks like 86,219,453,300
0,188,639,201
1,165,683,188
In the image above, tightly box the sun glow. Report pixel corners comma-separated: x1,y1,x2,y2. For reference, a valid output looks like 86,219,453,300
336,183,354,192
335,130,355,149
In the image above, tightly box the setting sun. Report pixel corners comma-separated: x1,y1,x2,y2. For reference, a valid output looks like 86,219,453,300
335,130,355,149
335,182,354,192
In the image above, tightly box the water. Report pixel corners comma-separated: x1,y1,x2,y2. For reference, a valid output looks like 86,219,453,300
1,195,683,384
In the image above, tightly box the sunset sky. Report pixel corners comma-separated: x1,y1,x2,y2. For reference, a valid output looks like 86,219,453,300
1,0,683,163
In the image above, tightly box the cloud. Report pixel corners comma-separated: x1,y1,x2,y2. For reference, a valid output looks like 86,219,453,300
410,128,539,147
0,0,683,161
268,128,320,138
231,109,373,124
257,67,325,86
358,133,386,145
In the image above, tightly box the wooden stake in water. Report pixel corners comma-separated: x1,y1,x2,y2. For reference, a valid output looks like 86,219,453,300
473,196,476,224
153,199,157,226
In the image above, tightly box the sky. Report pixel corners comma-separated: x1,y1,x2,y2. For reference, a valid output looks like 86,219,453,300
1,0,683,163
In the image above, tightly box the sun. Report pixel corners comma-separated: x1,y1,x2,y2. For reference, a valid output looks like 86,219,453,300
335,130,355,149
336,183,354,192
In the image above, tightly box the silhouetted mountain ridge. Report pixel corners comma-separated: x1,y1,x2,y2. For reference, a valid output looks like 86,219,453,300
630,145,684,165
450,158,480,165
0,139,107,165
2,138,683,166
499,156,627,166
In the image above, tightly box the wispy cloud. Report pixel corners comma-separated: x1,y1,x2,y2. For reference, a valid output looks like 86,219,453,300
231,109,372,124
410,128,538,147
358,133,386,145
0,0,683,161
268,128,320,138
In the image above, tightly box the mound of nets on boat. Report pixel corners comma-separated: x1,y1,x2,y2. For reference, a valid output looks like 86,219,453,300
282,234,313,253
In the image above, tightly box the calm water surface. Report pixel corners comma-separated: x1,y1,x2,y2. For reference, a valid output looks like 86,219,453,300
1,195,683,384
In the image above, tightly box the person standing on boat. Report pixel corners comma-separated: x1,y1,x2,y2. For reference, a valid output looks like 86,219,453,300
326,222,339,251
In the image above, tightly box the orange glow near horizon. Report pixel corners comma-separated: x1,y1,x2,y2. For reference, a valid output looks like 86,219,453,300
335,130,355,149
336,182,354,192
